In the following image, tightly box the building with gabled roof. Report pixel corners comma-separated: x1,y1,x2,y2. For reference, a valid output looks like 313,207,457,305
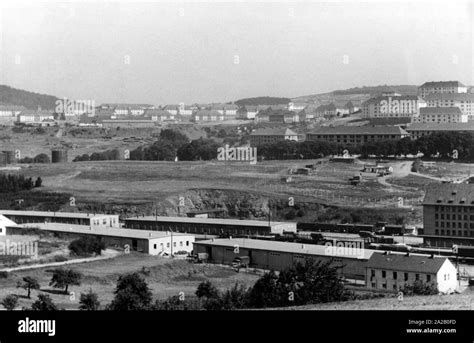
192,109,224,122
413,107,467,124
366,252,457,293
405,122,474,139
306,125,408,146
421,183,474,248
424,93,474,118
249,127,299,146
419,81,467,98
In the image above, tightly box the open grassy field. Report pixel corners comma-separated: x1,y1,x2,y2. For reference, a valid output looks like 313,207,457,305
280,289,474,310
10,159,424,207
0,253,260,310
418,161,473,181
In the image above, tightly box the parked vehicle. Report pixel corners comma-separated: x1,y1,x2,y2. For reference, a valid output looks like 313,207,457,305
232,256,250,271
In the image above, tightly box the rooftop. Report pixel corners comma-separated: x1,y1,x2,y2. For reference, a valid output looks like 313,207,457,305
420,81,466,88
125,216,293,228
195,238,375,259
307,125,408,136
250,128,298,136
366,252,449,274
424,93,474,101
406,122,474,132
0,210,117,220
423,183,474,205
419,107,463,115
19,223,191,241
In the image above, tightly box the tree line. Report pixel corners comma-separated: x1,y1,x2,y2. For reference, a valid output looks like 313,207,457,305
0,174,42,193
258,132,474,161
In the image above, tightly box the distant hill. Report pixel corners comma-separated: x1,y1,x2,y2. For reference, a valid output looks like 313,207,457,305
0,85,59,110
234,96,291,107
292,85,419,107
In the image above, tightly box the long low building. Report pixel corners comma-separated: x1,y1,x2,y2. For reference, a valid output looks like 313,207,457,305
124,216,297,236
0,210,120,230
306,126,409,146
193,238,374,280
366,252,456,293
7,222,194,256
405,122,474,140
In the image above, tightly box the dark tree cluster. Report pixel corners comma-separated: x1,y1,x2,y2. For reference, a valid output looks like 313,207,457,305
0,174,42,193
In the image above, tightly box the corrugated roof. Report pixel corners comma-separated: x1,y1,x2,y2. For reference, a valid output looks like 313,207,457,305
308,125,408,135
125,216,293,228
423,183,474,205
366,252,449,274
195,238,374,259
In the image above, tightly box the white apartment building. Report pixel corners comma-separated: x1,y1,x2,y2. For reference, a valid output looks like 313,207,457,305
419,81,467,98
413,107,468,123
361,95,426,118
424,93,474,120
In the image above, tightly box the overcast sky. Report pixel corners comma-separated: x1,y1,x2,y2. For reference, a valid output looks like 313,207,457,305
0,0,473,105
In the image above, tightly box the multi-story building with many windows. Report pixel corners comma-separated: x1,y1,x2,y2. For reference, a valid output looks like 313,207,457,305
424,93,474,119
421,183,474,248
419,81,467,98
412,107,468,123
249,128,298,146
361,95,426,118
306,126,408,146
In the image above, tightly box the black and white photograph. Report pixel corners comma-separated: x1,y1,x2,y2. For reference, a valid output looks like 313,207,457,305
0,0,473,340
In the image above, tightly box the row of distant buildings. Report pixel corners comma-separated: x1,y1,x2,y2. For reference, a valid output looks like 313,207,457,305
361,81,474,123
0,100,360,128
248,121,474,147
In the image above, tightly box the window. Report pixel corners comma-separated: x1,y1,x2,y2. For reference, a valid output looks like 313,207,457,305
382,283,387,289
167,243,170,248
427,275,431,282
173,242,177,247
186,241,189,246
393,272,397,279
371,270,375,277
382,271,386,278
371,283,376,288
415,274,419,280
404,273,408,281
153,244,157,249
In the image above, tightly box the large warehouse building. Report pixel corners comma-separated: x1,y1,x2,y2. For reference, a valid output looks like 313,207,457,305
7,222,194,256
124,216,297,236
0,210,120,230
193,238,374,280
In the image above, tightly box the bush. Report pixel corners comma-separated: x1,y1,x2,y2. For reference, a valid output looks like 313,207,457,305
68,236,105,256
1,294,19,310
399,280,438,296
285,209,296,220
31,294,58,311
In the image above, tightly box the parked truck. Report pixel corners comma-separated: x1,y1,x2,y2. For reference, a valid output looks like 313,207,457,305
232,256,250,271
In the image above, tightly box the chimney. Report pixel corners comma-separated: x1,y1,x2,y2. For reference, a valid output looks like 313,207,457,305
229,236,232,240
430,253,434,259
